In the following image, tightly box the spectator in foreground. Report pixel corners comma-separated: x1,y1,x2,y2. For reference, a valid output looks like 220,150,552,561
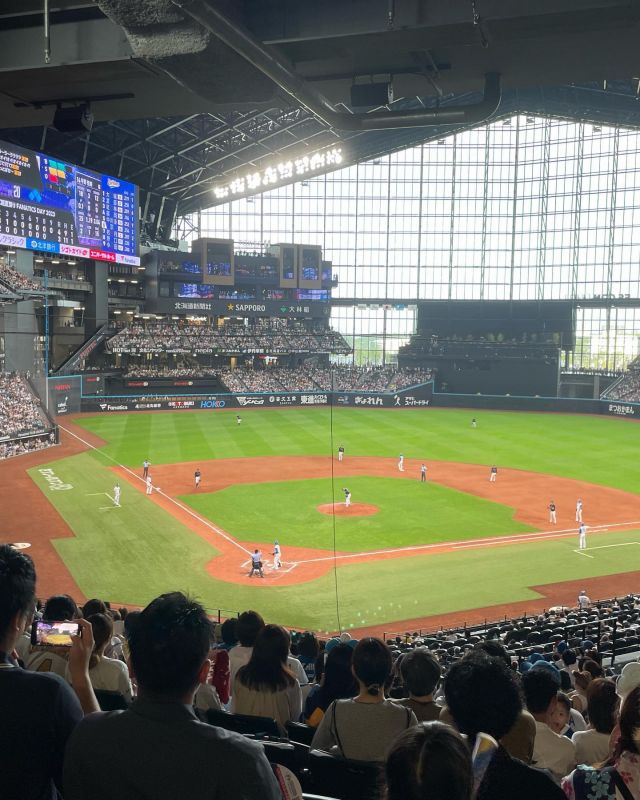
229,610,265,684
440,640,536,763
297,631,320,683
569,670,592,717
0,544,97,800
63,591,280,800
65,613,133,703
562,686,640,799
571,678,618,766
304,642,357,726
522,665,576,781
394,648,442,722
444,652,565,800
311,637,418,761
384,721,473,800
25,594,80,676
232,624,302,733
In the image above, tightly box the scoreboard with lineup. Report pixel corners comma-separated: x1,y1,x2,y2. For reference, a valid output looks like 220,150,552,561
0,140,139,265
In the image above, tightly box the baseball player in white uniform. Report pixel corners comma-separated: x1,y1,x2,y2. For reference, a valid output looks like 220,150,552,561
146,475,153,495
343,488,351,507
548,501,557,524
398,454,404,472
489,465,497,482
576,499,583,523
113,483,121,506
338,446,344,462
273,540,282,569
578,522,587,550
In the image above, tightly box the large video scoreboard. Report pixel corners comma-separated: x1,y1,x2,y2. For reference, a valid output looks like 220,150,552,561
0,140,139,265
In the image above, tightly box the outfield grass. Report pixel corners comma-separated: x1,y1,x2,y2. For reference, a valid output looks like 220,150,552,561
181,476,534,551
29,408,640,629
73,407,640,494
27,452,640,630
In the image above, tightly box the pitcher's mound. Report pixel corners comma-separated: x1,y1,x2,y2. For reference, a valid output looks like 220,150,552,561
317,503,380,517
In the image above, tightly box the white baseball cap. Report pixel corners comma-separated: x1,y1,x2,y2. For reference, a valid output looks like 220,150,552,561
617,662,640,699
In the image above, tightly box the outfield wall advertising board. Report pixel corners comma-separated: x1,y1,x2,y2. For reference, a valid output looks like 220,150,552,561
75,382,433,413
47,376,639,419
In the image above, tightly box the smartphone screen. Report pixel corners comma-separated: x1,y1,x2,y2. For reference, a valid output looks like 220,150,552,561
31,619,79,647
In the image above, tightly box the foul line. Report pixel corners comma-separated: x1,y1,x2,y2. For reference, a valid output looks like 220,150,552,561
293,520,640,565
60,424,251,556
58,424,640,567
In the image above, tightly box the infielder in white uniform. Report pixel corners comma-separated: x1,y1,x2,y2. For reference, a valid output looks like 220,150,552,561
343,488,351,507
398,454,404,472
548,501,557,524
113,483,121,506
578,522,587,550
146,475,153,495
273,540,282,569
338,446,344,462
576,499,583,523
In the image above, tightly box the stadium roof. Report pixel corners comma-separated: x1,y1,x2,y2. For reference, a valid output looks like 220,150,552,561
1,1,640,241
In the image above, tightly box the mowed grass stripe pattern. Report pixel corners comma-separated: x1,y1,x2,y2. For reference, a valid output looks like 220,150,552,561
181,476,534,552
74,408,640,494
27,449,640,630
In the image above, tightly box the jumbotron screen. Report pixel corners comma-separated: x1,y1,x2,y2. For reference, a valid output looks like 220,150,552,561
0,140,139,265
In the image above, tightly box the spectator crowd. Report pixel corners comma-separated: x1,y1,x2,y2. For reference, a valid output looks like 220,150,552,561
603,357,640,403
4,541,640,800
0,373,55,460
0,260,42,293
106,321,351,356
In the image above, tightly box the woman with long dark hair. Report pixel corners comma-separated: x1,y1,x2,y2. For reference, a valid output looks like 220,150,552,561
562,685,640,798
232,624,302,733
65,613,132,702
304,643,358,727
311,638,418,762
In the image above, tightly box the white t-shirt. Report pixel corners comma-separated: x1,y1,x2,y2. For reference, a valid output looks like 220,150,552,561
229,645,253,686
66,655,133,702
25,648,69,678
572,729,611,766
194,683,222,712
533,720,577,780
287,655,309,687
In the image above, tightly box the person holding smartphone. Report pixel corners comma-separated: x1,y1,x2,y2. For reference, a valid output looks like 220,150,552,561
0,544,99,800
63,592,280,800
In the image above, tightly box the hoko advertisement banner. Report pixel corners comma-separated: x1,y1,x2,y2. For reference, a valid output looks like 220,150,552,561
78,383,434,413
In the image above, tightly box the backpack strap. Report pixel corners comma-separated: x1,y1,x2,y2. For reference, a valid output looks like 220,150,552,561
329,701,345,757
